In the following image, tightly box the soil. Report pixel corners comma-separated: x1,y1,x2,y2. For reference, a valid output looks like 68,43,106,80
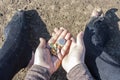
0,0,120,80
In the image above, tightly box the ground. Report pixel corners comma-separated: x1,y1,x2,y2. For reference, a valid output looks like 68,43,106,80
0,0,120,80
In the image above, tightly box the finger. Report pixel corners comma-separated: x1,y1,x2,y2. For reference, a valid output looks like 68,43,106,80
61,40,71,56
65,33,71,40
39,38,46,48
60,27,65,30
57,49,62,60
48,37,55,45
52,32,55,36
77,31,84,46
57,29,68,40
57,49,63,60
70,37,75,43
48,29,63,44
54,27,59,33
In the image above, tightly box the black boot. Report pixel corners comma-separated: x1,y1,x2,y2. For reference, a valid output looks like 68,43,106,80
0,11,32,80
84,9,110,80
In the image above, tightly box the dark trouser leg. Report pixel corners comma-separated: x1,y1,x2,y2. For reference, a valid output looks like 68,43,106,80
0,11,32,80
83,16,110,80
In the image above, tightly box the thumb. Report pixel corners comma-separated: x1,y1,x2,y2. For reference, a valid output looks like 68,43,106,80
39,38,46,48
77,31,84,46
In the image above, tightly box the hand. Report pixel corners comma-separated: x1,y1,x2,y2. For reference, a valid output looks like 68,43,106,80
48,27,71,60
34,38,60,74
34,27,71,75
62,32,86,73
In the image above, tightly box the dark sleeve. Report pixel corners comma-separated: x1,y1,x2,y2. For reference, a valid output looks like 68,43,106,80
67,63,94,80
25,65,51,80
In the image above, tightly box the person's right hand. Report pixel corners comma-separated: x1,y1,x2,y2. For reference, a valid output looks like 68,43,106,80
62,31,86,73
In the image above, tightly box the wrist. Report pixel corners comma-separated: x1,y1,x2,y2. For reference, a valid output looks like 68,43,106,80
63,58,85,73
34,63,54,74
31,64,52,77
34,62,53,73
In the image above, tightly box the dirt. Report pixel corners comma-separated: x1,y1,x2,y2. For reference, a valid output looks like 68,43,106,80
0,0,120,80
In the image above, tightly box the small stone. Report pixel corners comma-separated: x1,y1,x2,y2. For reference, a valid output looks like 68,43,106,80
49,43,57,56
0,13,3,16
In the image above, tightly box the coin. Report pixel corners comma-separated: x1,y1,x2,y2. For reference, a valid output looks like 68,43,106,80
57,38,66,47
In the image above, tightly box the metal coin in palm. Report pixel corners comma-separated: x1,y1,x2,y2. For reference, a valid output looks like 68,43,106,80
57,38,66,46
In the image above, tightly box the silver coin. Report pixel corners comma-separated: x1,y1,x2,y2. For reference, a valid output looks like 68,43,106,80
57,38,66,46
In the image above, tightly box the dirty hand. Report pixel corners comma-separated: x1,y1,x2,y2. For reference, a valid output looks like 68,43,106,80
34,38,59,74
